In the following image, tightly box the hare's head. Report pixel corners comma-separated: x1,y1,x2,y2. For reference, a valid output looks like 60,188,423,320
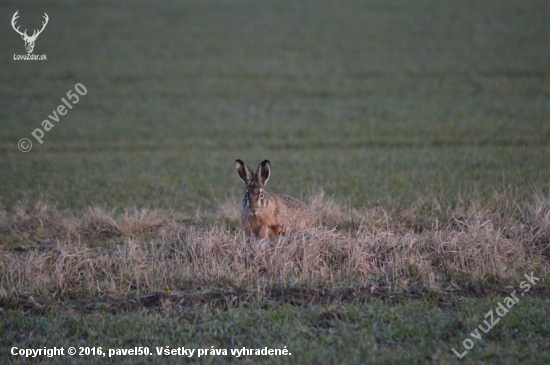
235,159,271,216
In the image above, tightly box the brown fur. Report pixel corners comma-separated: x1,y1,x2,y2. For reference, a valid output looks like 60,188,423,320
236,159,314,241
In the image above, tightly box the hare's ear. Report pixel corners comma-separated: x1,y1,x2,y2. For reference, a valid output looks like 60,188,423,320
236,159,254,185
255,160,271,186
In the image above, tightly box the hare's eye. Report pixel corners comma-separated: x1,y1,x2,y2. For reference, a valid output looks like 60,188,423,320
259,192,265,199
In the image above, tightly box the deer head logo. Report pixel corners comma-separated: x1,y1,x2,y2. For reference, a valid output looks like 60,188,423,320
11,11,49,54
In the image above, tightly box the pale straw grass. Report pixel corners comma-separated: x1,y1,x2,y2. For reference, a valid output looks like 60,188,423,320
0,192,548,300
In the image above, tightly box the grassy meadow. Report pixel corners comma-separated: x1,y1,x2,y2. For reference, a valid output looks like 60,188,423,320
1,0,550,363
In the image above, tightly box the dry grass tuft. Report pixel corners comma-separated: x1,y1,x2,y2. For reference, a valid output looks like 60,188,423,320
8,201,72,240
308,190,347,227
0,193,548,301
521,193,550,257
80,207,121,240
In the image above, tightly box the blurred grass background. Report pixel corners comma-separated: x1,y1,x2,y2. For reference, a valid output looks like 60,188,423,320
1,0,549,211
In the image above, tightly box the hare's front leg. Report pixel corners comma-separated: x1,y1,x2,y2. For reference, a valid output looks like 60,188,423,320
258,225,270,240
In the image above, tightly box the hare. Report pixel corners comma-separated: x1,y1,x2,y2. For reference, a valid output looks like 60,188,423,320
235,159,314,241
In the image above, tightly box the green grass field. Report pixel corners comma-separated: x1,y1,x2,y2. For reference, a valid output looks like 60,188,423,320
1,0,550,363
